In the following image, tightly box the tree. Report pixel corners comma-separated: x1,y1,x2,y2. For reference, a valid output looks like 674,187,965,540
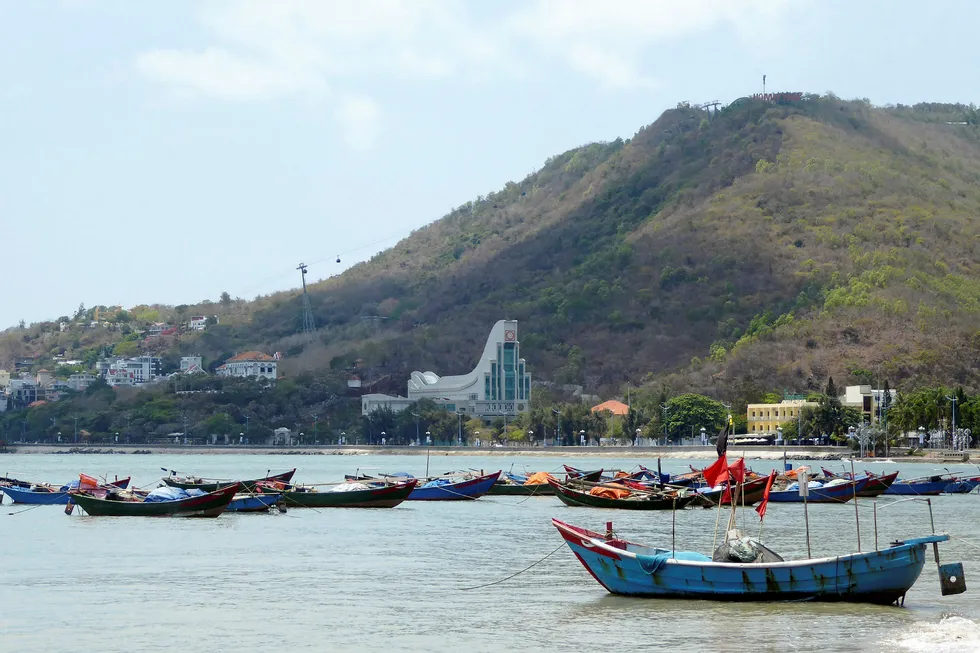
220,291,232,307
663,394,725,443
75,303,86,320
825,377,839,400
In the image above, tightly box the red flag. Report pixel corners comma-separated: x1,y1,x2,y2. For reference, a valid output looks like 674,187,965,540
754,471,778,520
729,458,746,484
702,455,729,488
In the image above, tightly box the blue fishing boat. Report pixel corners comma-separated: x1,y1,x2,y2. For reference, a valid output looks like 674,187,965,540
0,484,73,505
226,493,282,512
765,477,868,503
407,471,501,501
552,519,963,604
0,475,132,505
884,478,947,495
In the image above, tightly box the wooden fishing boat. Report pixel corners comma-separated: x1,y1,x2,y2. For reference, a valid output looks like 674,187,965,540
552,519,962,604
549,479,697,510
694,475,772,507
227,493,282,512
0,475,132,505
68,483,239,517
488,472,557,496
271,479,417,508
765,478,868,504
406,471,501,501
818,469,899,497
563,466,607,482
884,478,946,496
162,468,296,493
945,476,980,494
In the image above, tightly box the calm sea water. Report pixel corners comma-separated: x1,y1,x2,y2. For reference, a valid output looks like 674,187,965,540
1,454,978,653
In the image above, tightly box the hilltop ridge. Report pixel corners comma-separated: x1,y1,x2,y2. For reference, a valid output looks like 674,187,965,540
5,94,980,405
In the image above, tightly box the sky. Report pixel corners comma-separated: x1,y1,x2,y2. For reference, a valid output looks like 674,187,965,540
2,0,978,329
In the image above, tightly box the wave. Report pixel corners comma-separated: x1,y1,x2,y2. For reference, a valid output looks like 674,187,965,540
882,615,980,652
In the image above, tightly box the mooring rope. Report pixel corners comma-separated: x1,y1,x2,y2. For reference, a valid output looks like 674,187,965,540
460,542,566,591
4,503,46,516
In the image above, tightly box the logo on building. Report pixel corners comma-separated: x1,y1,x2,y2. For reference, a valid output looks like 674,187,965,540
504,330,516,342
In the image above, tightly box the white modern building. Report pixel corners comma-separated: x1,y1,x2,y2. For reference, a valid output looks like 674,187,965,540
100,356,163,386
362,319,532,419
188,316,208,331
215,351,277,381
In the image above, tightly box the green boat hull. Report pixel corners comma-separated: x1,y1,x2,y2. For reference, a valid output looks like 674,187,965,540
487,483,555,496
273,480,417,508
69,484,238,517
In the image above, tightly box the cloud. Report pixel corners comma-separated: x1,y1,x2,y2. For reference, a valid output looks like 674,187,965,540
334,93,383,152
133,0,798,147
508,0,795,88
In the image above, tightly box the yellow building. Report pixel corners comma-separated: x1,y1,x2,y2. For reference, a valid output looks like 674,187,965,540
746,398,818,434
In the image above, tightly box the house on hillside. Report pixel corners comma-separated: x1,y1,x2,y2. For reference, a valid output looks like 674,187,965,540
180,356,205,374
68,373,97,392
215,351,277,381
591,400,629,416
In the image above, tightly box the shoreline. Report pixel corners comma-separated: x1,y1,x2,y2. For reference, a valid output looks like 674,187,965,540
1,443,970,462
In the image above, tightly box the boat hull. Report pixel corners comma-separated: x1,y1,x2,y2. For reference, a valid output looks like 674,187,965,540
550,480,697,510
766,478,868,503
884,480,946,496
163,469,296,493
227,493,282,512
487,482,555,496
695,477,771,507
407,472,501,501
553,520,937,604
69,484,238,517
0,485,71,504
275,480,417,508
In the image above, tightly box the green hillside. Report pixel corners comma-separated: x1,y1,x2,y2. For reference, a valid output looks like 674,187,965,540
5,94,980,441
290,95,980,397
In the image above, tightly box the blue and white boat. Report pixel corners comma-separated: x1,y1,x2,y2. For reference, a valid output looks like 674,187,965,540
765,477,868,503
552,519,963,604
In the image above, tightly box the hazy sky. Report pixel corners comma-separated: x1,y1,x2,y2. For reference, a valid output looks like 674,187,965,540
2,0,977,328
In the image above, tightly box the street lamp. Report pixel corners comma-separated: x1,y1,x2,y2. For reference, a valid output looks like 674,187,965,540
380,431,386,447
918,425,925,449
425,430,431,446
474,430,480,448
699,426,706,447
528,429,534,447
579,429,586,447
946,395,957,450
636,428,642,447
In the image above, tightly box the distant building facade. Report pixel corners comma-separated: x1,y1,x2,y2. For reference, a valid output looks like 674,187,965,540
215,352,277,381
840,385,897,424
98,356,163,386
362,319,532,419
180,356,205,374
746,398,818,434
67,373,97,392
188,316,208,331
8,379,39,409
0,369,10,391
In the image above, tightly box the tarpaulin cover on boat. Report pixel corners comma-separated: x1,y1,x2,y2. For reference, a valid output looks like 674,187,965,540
144,487,207,502
329,483,371,492
421,478,453,488
524,472,553,485
637,551,712,574
589,486,631,499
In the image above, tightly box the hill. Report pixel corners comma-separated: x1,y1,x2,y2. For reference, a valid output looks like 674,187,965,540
5,94,980,441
